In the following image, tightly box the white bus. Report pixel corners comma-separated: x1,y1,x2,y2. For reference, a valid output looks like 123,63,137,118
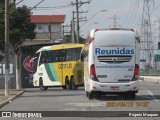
81,28,140,100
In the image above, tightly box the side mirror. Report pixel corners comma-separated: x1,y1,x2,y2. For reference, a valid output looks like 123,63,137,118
29,57,37,67
80,48,87,61
135,37,140,43
81,54,84,61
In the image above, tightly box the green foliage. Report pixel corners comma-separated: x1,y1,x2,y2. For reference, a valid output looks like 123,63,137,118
72,61,84,84
64,34,71,43
0,2,36,53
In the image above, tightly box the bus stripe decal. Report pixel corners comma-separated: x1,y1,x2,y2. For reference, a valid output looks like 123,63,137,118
44,63,56,81
50,63,59,81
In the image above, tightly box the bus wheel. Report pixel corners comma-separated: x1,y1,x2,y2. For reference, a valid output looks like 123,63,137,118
86,92,89,97
88,92,94,100
70,77,78,90
39,78,48,90
62,86,66,89
128,92,136,100
121,92,136,100
65,77,70,90
95,94,101,99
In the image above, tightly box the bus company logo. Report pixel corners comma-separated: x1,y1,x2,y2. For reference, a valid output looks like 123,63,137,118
112,58,117,62
95,48,134,55
58,63,72,69
2,112,11,117
23,55,34,72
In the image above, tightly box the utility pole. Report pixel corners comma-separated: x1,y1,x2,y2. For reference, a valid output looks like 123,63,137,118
141,0,154,73
62,25,71,42
154,19,160,46
76,0,79,43
13,0,16,9
72,0,90,43
71,11,87,43
154,19,160,71
71,11,75,43
109,15,120,28
49,16,53,42
5,0,10,96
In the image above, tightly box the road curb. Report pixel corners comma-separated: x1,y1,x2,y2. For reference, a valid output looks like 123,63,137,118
0,90,25,108
140,76,160,84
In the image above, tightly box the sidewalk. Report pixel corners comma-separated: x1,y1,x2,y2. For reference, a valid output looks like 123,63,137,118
0,89,24,108
140,76,160,84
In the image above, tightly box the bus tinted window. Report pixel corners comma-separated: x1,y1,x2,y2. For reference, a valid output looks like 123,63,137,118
66,48,82,61
40,51,54,64
39,48,82,63
76,48,82,60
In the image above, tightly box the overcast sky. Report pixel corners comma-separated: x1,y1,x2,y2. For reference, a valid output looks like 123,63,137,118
17,0,160,38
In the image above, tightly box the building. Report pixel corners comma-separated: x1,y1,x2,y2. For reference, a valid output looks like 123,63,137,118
23,15,66,45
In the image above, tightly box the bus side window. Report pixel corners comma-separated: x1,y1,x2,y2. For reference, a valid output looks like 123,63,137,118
55,51,60,62
77,48,82,60
60,50,66,61
66,49,77,61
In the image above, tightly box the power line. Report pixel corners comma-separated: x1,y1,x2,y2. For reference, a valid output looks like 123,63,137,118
80,10,107,28
127,0,139,26
141,0,155,73
16,0,25,5
35,4,71,9
123,0,134,25
71,0,90,43
33,4,71,10
131,0,140,26
30,0,45,10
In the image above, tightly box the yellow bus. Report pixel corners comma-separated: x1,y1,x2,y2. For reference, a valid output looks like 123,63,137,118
32,44,84,90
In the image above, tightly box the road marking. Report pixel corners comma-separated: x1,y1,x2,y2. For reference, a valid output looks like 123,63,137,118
142,87,159,101
67,102,105,107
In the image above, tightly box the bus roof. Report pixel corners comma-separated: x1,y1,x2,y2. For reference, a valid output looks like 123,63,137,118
88,28,139,38
36,43,84,53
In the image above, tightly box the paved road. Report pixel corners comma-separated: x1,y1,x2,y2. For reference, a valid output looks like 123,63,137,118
0,81,160,120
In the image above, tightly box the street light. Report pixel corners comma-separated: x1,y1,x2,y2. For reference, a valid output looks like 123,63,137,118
80,10,107,27
81,22,99,37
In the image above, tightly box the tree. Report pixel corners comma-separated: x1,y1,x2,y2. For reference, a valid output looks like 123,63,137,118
0,1,36,89
10,5,36,53
0,1,36,53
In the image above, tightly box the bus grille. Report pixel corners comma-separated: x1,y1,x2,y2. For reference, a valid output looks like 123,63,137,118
97,55,132,63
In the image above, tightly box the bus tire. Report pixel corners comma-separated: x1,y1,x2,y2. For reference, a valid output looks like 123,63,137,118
39,78,48,90
62,86,66,89
86,92,89,97
95,93,101,99
65,77,70,90
88,92,94,100
70,77,78,90
121,92,136,100
128,92,136,100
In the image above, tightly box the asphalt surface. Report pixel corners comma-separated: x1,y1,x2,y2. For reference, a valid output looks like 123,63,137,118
0,81,160,120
